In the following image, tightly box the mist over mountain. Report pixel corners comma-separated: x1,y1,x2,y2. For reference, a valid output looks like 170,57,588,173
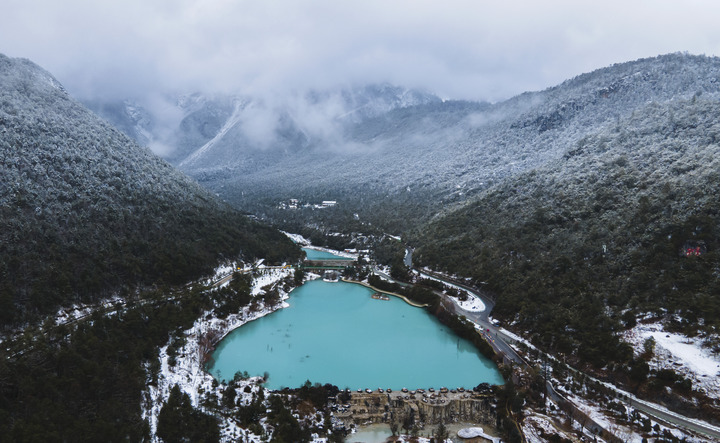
89,53,720,231
5,43,720,440
0,53,300,325
86,84,442,164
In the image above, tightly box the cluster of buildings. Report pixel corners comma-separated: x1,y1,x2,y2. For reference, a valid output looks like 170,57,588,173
682,240,707,257
277,199,338,210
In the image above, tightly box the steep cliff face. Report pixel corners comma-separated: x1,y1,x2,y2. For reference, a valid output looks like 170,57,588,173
336,391,496,427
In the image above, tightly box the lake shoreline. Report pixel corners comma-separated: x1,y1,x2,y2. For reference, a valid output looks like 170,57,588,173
207,279,504,390
341,278,429,308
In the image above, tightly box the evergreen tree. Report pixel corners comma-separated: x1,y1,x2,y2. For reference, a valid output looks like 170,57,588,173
157,385,220,443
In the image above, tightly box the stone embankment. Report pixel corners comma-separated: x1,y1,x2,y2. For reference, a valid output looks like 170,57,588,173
332,388,496,429
341,279,429,308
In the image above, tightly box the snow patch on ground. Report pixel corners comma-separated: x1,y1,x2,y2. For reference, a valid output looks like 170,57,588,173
560,390,642,442
510,329,716,442
350,436,438,443
558,388,711,443
281,231,310,245
522,413,575,443
498,327,527,346
213,263,236,279
251,268,292,296
414,270,485,312
455,293,486,312
524,396,652,443
476,313,720,443
141,267,294,442
198,260,250,288
457,426,499,441
375,265,392,277
54,294,125,325
622,322,720,398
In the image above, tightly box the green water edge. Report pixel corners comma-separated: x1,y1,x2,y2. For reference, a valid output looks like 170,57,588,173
302,247,355,261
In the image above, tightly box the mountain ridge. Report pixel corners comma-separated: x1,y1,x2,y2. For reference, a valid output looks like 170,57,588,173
0,53,300,325
83,53,720,232
415,94,720,363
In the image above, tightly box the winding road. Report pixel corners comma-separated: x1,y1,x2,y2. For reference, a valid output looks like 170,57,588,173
402,248,720,441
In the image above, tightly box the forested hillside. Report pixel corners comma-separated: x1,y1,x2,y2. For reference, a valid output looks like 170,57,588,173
414,96,720,366
192,54,720,233
0,54,301,326
85,54,720,236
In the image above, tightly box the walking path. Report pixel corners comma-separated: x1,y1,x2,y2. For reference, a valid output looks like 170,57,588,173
341,278,429,308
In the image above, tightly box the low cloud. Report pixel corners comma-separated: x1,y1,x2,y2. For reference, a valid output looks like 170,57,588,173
238,102,281,149
4,0,720,105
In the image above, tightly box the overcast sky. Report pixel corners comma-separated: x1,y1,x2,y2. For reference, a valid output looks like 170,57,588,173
4,0,720,103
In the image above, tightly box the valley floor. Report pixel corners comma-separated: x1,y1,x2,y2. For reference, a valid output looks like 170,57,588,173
9,241,719,442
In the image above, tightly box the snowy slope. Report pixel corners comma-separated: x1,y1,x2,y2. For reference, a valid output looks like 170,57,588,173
142,267,297,442
184,53,720,227
623,322,720,398
0,52,300,325
86,54,720,233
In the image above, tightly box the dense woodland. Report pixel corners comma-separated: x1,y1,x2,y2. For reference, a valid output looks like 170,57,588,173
415,97,720,368
0,54,301,326
4,49,720,439
0,270,265,440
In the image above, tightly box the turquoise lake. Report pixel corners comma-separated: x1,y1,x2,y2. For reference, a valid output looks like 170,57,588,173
207,280,504,390
302,247,354,260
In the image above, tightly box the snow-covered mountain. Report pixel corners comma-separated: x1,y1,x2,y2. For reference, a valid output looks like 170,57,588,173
408,56,720,388
0,53,299,325
88,53,720,230
86,84,442,166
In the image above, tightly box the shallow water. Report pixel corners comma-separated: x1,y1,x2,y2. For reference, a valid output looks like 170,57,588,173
346,423,392,442
302,247,354,261
208,280,503,390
